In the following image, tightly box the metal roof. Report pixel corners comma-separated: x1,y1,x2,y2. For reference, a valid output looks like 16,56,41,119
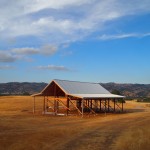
32,79,125,99
53,79,110,95
70,94,125,99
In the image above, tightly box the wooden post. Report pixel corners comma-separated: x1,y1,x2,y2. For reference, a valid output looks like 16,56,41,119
100,99,101,111
56,99,59,115
33,96,35,114
82,99,84,118
90,100,92,109
88,100,90,108
114,99,116,112
54,100,57,115
54,84,56,115
95,100,98,110
105,99,107,115
66,97,69,116
45,96,48,112
108,99,110,112
43,96,45,114
122,99,124,112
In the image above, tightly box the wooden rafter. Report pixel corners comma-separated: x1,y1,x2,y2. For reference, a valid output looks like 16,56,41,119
55,98,70,110
68,98,82,115
83,101,96,114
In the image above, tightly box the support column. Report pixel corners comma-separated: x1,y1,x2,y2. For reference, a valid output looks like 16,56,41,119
114,99,116,112
82,99,84,118
90,100,92,109
43,96,45,114
46,96,48,112
33,96,35,114
56,99,59,115
105,99,107,112
88,100,90,108
66,97,69,116
100,99,101,111
54,99,57,116
54,84,57,115
108,99,110,112
122,99,124,112
95,100,98,110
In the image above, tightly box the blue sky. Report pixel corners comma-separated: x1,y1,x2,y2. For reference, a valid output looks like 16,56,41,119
0,0,150,84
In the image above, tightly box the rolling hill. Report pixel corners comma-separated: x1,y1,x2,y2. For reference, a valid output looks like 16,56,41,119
0,82,150,98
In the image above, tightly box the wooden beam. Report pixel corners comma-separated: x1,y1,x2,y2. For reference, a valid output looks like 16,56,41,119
114,99,116,112
47,97,67,102
108,99,110,112
88,100,90,107
68,98,82,115
122,99,124,112
90,100,92,109
83,100,96,114
56,99,70,110
100,99,102,111
54,83,56,115
115,101,122,111
66,97,69,116
43,96,45,114
54,100,56,114
82,99,84,118
56,99,59,115
47,100,54,110
105,99,107,114
46,96,48,112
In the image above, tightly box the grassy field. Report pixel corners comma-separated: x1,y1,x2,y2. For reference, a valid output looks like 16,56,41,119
0,96,150,150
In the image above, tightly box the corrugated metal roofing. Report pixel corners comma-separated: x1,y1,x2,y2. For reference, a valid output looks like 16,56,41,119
70,94,124,99
53,79,110,95
32,79,125,99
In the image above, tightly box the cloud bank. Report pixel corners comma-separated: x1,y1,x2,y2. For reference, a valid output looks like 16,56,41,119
0,0,150,44
36,65,70,71
0,45,58,62
98,32,150,40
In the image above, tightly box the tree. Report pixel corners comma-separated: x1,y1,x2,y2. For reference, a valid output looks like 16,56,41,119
111,89,121,95
112,89,125,103
23,92,30,96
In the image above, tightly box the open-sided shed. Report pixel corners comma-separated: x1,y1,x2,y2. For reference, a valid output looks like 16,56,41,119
32,79,125,117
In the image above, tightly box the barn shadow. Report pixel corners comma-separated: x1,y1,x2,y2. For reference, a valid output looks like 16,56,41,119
123,108,145,113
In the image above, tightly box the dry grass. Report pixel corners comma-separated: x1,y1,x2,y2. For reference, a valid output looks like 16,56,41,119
114,124,150,150
0,96,150,150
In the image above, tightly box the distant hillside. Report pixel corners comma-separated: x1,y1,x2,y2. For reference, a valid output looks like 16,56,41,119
0,82,47,95
0,82,150,98
101,83,150,98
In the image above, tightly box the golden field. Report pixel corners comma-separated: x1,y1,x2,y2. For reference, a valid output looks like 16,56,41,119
0,96,150,150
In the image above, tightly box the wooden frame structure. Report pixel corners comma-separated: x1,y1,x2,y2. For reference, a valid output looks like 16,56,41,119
32,80,125,117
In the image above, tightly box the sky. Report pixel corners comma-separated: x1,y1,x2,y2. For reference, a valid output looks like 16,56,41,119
0,0,150,84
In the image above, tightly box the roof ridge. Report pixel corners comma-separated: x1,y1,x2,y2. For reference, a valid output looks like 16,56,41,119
53,79,99,84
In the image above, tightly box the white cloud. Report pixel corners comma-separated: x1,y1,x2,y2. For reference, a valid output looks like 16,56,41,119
12,47,39,55
97,32,150,40
0,51,19,62
41,45,58,56
11,45,58,56
24,0,91,13
36,65,70,71
0,0,150,44
0,65,15,70
0,44,58,63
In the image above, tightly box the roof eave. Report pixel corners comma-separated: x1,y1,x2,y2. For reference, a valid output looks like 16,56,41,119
31,93,43,97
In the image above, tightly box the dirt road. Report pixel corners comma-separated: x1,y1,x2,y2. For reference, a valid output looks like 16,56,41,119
0,97,150,150
60,111,150,150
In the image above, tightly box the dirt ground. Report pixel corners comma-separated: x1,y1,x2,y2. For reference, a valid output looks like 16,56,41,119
0,96,150,150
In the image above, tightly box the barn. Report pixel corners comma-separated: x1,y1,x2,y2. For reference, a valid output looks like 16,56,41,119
32,79,125,117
